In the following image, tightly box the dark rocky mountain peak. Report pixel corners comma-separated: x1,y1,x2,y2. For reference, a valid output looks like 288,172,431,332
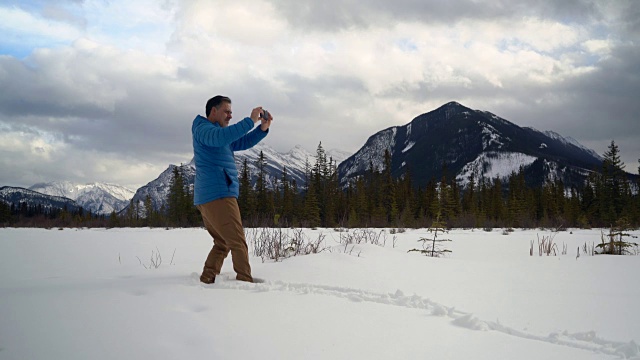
338,102,603,189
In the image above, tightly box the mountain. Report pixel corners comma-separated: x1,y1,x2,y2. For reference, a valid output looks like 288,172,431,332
122,161,196,216
338,101,604,189
0,186,81,213
29,181,135,215
124,144,350,214
234,143,350,187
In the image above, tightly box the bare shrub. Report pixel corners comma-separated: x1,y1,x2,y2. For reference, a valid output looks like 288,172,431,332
339,228,388,248
537,233,559,256
247,228,327,262
530,229,566,257
136,247,170,269
582,242,595,256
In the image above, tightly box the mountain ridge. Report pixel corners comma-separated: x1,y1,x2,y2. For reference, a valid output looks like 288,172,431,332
0,186,81,213
338,101,604,189
29,181,135,215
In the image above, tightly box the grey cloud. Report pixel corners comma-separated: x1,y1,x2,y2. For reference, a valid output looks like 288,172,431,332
371,39,640,167
0,49,204,163
267,0,603,31
481,43,640,167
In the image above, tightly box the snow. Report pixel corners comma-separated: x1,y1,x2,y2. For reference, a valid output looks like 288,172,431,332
1,227,639,360
402,141,416,153
525,128,602,161
457,151,538,186
479,122,506,150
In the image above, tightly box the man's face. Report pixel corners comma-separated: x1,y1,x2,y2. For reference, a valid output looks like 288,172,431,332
212,102,233,127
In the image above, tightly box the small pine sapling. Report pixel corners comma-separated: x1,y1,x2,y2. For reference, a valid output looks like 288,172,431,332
408,213,452,257
597,218,639,255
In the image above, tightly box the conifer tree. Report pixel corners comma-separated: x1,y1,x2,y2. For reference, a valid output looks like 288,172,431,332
311,142,328,225
303,181,321,227
353,177,368,226
0,201,11,224
490,178,504,225
144,194,154,227
167,166,189,226
381,149,398,223
238,158,255,223
601,140,627,224
280,166,294,226
507,170,530,227
254,151,273,220
423,179,438,221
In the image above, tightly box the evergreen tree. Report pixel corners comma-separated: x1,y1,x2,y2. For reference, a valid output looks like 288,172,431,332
303,181,321,227
381,149,398,223
108,210,119,228
254,151,273,220
489,178,504,225
601,140,627,224
354,177,368,226
238,158,256,223
0,201,11,224
507,170,530,227
125,199,134,226
167,166,189,226
423,179,438,221
461,174,479,226
280,166,294,226
312,142,328,225
144,194,154,227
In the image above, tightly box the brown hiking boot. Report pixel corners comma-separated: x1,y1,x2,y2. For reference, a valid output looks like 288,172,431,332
200,268,216,284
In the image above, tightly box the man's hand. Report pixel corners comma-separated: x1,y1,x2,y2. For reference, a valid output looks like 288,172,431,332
250,107,262,124
260,110,273,131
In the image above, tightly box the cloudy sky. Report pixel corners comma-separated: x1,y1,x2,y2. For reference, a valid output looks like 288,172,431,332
1,0,639,190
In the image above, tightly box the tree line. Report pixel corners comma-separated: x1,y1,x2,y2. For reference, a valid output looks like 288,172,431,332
0,201,107,228
235,140,640,229
2,140,638,229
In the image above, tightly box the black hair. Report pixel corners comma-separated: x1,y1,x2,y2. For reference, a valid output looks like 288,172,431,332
205,95,232,117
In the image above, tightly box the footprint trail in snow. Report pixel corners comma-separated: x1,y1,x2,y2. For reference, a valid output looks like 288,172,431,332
191,273,640,359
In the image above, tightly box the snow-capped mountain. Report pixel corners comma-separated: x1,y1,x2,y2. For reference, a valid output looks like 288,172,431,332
121,161,196,216
0,186,81,213
29,181,135,215
124,144,351,214
338,101,603,189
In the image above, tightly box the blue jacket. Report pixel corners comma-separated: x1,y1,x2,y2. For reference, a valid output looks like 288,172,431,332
192,115,268,205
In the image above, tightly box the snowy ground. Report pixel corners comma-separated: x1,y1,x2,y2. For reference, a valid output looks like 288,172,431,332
1,227,639,359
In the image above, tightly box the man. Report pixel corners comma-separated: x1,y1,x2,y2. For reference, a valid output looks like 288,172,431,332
192,95,272,283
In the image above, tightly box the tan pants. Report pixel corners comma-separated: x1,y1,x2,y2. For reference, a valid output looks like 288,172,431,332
197,197,253,282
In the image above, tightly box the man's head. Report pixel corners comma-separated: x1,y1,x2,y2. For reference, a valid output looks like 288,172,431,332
206,95,232,127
